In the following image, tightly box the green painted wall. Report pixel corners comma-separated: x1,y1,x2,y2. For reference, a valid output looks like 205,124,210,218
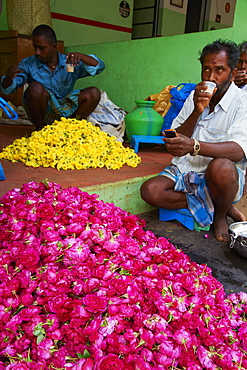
203,20,230,31
51,20,132,47
66,0,246,113
81,176,155,215
51,0,133,47
0,0,8,29
0,0,133,45
1,0,246,115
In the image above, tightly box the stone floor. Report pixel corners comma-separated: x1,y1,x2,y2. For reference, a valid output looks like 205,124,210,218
1,122,247,296
0,124,172,198
139,208,247,296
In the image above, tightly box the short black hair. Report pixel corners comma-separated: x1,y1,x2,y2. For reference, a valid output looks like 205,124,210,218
239,41,247,55
32,24,57,44
198,39,240,70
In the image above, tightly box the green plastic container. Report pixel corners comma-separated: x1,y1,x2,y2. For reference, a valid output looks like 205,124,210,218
124,100,164,143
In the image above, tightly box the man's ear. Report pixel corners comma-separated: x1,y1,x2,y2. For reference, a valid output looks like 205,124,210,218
230,67,238,82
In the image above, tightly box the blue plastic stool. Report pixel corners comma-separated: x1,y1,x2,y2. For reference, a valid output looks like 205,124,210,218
0,163,5,181
159,208,195,230
130,135,164,153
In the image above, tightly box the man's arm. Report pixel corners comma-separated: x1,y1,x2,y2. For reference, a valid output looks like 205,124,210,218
66,52,99,66
65,52,105,78
174,82,216,137
234,69,247,88
164,135,245,162
1,61,27,95
198,141,244,162
1,65,24,89
165,82,247,162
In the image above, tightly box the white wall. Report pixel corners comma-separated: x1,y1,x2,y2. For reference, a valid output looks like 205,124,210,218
205,0,236,29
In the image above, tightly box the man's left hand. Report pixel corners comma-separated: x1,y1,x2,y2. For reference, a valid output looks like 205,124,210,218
66,52,82,66
66,52,99,67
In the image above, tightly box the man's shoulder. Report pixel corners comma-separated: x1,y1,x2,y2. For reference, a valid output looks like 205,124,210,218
220,83,247,111
58,52,66,64
231,82,246,95
19,55,37,66
232,83,247,104
182,89,195,108
241,84,247,92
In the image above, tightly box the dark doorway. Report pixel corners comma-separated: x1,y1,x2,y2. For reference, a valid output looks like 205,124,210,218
185,0,207,33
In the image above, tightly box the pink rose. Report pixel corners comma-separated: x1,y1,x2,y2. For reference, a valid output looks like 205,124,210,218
66,223,84,235
103,239,120,252
95,354,125,370
37,338,53,360
83,294,107,313
20,293,35,306
82,278,100,293
37,203,55,220
49,297,82,322
16,248,39,271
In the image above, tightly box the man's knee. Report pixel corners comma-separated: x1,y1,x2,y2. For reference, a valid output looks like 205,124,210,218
80,86,100,104
25,82,47,99
140,177,166,204
89,86,101,100
206,158,238,184
140,180,152,202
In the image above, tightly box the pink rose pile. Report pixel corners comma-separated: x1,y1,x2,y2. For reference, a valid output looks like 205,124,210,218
0,180,247,370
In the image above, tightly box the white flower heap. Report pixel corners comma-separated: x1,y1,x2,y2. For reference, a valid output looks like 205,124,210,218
0,180,247,369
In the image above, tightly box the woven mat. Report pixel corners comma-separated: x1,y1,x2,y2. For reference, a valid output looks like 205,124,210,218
6,0,52,35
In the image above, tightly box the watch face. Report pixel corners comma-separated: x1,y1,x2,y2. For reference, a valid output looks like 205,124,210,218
191,140,200,156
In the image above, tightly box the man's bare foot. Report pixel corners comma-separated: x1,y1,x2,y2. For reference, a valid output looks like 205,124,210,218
214,217,230,242
227,204,247,222
214,206,247,242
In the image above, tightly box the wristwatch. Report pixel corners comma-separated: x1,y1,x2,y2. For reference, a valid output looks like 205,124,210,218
191,139,200,156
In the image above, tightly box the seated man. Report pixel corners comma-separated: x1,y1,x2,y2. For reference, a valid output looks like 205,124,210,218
141,39,247,242
234,41,247,91
0,24,105,130
234,41,247,193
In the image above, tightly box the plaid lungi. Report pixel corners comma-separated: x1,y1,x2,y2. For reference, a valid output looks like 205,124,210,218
160,165,245,227
23,88,81,126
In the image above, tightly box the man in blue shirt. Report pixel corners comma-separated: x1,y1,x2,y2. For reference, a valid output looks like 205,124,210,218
0,24,105,130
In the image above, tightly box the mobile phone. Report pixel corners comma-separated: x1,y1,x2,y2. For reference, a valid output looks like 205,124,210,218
163,129,177,138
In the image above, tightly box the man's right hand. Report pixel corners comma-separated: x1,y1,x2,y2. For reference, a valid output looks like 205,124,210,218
1,65,23,89
234,70,247,87
193,81,216,114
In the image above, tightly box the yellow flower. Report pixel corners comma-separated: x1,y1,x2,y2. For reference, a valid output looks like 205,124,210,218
0,118,141,170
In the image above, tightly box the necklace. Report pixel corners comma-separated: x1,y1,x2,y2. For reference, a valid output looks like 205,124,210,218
47,61,57,70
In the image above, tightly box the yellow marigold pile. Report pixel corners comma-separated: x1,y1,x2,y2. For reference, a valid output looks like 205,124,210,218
0,118,141,170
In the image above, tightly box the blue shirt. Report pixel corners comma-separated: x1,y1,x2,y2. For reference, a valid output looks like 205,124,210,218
0,52,105,99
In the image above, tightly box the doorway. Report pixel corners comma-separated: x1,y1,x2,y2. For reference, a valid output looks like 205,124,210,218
185,0,208,33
